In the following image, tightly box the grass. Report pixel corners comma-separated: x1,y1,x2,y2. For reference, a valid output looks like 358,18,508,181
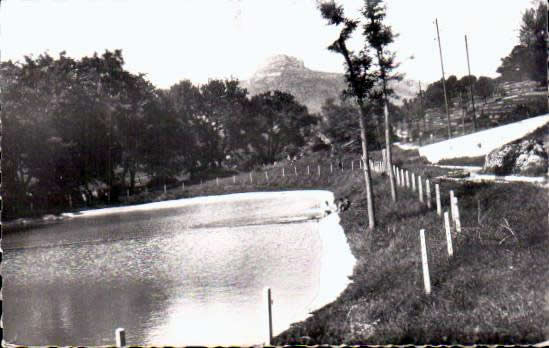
146,146,547,344
266,148,548,345
437,156,486,167
8,146,547,344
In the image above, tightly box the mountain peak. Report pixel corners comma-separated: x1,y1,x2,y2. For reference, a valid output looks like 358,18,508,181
259,54,306,72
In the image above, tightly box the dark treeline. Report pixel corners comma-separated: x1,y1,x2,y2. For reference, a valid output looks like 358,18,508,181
1,50,318,219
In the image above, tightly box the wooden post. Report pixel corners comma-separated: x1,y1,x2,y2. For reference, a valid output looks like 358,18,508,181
163,184,167,194
450,190,455,222
411,173,416,192
307,165,310,175
418,176,424,203
454,196,462,233
266,287,273,345
420,229,431,295
426,179,432,208
444,211,453,256
435,184,441,216
115,328,126,347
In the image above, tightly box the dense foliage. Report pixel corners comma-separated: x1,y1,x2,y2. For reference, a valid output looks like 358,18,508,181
1,51,317,219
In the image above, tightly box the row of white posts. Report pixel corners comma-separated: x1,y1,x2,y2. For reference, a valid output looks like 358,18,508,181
114,287,276,346
387,160,462,296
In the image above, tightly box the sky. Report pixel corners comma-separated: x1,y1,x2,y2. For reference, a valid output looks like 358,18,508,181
0,0,536,89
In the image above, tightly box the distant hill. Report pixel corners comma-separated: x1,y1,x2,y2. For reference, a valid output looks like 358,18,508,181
242,54,419,113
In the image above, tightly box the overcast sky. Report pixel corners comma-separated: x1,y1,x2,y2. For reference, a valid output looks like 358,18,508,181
0,0,535,88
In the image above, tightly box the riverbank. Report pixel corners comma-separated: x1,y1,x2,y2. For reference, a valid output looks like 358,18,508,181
146,147,548,344
270,148,548,345
5,147,548,345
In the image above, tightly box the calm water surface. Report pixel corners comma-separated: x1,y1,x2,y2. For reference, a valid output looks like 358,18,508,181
3,191,354,346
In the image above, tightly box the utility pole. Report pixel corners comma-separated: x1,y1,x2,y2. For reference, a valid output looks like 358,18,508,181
435,18,452,139
419,81,426,144
465,34,477,132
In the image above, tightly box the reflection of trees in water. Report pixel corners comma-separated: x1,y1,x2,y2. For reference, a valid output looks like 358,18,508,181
4,279,172,346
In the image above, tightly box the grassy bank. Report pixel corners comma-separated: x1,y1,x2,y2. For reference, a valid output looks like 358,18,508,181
154,147,547,344
9,147,547,344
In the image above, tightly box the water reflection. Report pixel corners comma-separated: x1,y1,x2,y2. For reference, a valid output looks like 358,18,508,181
3,191,354,346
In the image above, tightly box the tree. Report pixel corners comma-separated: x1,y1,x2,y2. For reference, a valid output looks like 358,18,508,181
475,76,495,103
249,90,316,164
363,0,400,202
320,0,378,229
497,2,547,84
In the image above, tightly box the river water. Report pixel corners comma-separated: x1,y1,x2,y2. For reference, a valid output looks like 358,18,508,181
2,190,355,346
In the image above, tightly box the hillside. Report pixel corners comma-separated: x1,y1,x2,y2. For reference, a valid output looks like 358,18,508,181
242,54,419,113
401,80,547,145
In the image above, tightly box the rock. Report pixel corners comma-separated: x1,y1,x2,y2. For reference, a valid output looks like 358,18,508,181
484,144,518,175
483,139,547,175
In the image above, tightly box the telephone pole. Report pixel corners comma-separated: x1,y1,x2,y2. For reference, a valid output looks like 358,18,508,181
465,34,477,132
419,81,426,143
435,18,452,139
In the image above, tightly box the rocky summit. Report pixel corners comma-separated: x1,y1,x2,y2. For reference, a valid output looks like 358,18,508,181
242,54,419,113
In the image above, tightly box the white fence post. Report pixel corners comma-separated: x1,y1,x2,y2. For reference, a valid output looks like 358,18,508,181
294,166,298,176
454,196,462,233
282,167,285,177
418,176,424,203
411,173,416,192
330,163,333,173
318,164,321,176
352,161,354,171
426,179,432,209
265,172,269,182
420,229,431,295
216,177,219,186
435,184,441,216
307,165,310,175
405,171,410,188
115,328,126,347
233,175,236,184
444,211,453,257
450,190,456,223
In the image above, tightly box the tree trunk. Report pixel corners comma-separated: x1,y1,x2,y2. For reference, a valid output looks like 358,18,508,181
358,106,376,229
380,77,397,202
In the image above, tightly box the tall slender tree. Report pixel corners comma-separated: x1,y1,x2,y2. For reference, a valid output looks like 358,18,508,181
363,0,399,202
320,0,377,229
